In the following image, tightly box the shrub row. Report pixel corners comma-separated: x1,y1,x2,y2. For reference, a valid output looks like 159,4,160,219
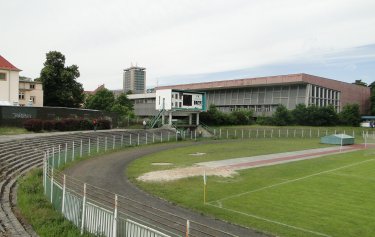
24,118,111,132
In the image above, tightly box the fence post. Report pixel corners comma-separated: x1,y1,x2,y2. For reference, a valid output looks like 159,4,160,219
226,130,228,139
62,174,66,214
80,139,83,157
242,129,244,139
137,133,140,146
161,132,163,142
271,129,273,138
58,145,61,167
352,130,355,138
214,129,216,136
72,141,75,160
153,133,155,143
248,129,251,139
287,129,289,138
279,129,281,138
219,129,222,138
121,134,124,147
52,147,55,168
234,130,237,138
302,130,304,138
113,135,116,150
326,130,328,136
194,130,197,141
318,129,320,137
263,129,266,138
146,133,148,144
185,220,190,237
44,152,47,194
294,129,296,138
65,143,68,164
256,129,259,138
88,138,91,156
168,132,170,142
97,137,99,153
310,129,312,138
130,134,132,146
81,183,87,235
113,194,118,237
105,137,108,151
50,168,54,203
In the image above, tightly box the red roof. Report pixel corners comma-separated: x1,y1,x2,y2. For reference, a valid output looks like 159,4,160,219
0,55,21,71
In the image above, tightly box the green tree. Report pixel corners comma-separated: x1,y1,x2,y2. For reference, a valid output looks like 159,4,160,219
292,104,308,125
85,88,115,112
352,79,368,87
39,51,84,107
339,104,361,126
272,104,292,126
115,93,134,111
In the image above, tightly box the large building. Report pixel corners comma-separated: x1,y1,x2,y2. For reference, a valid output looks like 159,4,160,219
18,77,44,107
123,66,146,94
130,73,371,117
0,55,21,106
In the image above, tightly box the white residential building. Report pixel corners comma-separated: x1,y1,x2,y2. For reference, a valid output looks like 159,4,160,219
0,55,21,106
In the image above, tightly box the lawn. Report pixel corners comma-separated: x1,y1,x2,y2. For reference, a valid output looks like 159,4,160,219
0,126,30,135
128,138,375,237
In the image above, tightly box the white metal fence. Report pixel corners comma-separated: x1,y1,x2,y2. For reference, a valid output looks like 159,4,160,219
42,130,241,237
42,128,375,237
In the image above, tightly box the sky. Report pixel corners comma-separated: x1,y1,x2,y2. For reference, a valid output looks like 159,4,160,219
1,0,375,91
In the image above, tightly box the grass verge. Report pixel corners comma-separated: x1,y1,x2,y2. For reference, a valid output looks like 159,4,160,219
17,169,94,237
0,126,30,135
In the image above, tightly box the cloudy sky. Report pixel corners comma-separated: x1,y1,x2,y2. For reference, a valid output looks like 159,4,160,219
2,0,375,90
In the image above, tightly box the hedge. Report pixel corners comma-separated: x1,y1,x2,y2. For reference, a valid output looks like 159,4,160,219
24,118,111,132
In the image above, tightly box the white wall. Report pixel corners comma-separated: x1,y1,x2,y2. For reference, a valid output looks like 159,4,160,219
155,89,172,110
0,69,19,105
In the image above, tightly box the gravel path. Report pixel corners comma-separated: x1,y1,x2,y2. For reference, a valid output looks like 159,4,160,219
65,142,270,237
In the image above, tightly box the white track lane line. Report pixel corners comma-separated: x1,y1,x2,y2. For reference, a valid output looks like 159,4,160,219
206,203,332,237
211,158,375,204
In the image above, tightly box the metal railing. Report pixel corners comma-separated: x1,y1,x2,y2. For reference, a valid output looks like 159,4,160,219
42,130,238,237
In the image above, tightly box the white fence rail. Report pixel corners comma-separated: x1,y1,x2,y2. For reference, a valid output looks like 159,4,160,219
42,128,374,237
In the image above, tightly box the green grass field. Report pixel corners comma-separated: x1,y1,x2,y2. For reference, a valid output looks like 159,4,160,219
128,138,375,237
0,126,30,135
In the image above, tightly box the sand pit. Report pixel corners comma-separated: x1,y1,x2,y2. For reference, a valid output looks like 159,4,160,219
137,166,236,182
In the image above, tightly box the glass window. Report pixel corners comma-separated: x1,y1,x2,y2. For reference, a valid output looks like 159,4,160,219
0,72,6,80
30,84,35,89
19,92,25,100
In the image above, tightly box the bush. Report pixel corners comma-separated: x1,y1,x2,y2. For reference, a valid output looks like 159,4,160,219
97,119,111,130
79,119,94,130
24,119,43,132
63,118,80,131
43,120,55,131
54,120,66,131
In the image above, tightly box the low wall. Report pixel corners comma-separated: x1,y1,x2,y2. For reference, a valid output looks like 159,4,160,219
0,106,118,127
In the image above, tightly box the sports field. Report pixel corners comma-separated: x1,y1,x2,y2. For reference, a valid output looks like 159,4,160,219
128,138,375,237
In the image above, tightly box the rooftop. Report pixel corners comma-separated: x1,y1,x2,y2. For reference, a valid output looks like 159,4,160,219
0,55,21,71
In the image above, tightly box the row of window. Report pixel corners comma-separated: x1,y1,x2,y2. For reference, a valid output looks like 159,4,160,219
19,92,36,103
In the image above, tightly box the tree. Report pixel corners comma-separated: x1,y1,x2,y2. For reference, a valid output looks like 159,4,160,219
85,88,115,112
339,104,361,126
115,93,133,111
39,51,84,107
272,104,292,126
352,79,368,87
291,104,308,125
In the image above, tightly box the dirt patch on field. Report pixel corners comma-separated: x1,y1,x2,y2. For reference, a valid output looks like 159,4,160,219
137,166,236,182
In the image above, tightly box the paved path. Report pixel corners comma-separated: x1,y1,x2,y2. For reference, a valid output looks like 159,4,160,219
65,141,270,237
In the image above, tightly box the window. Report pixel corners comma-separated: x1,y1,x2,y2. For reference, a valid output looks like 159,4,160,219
19,92,25,100
30,96,36,103
0,72,6,80
30,84,35,89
